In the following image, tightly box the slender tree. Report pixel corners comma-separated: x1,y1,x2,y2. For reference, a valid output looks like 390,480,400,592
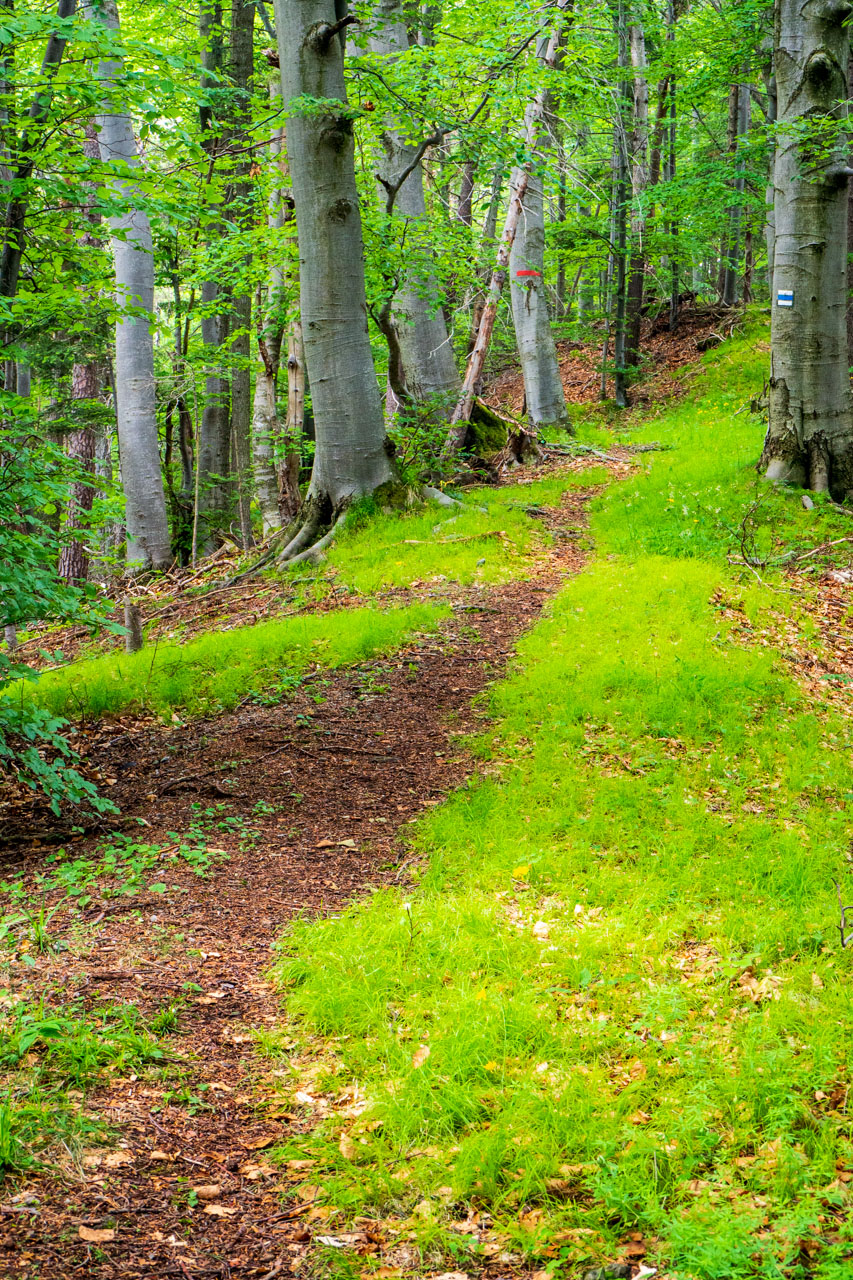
508,3,571,434
367,0,460,412
85,0,171,570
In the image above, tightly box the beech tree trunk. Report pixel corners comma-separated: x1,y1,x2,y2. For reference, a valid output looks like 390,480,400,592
196,0,232,553
58,125,102,586
624,19,648,369
58,361,100,585
762,0,853,495
720,81,750,307
85,0,171,571
611,0,631,408
368,0,459,411
508,10,570,434
252,87,287,539
274,0,394,517
228,0,255,550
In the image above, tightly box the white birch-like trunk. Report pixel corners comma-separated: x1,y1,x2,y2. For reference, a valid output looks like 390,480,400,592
762,0,853,495
368,0,459,410
274,0,394,515
508,18,569,433
84,0,171,571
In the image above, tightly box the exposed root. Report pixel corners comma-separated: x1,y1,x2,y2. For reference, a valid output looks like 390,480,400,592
280,512,349,567
276,515,322,565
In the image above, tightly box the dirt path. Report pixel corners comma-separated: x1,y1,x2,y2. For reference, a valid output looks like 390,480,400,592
1,488,594,1280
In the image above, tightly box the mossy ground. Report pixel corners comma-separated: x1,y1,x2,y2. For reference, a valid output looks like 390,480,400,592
262,325,853,1280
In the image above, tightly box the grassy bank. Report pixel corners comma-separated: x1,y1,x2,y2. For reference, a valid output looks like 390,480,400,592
311,471,608,595
265,326,853,1279
11,602,450,722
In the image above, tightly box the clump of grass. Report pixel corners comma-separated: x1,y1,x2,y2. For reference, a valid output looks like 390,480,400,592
0,998,166,1176
10,602,449,722
314,472,608,595
264,326,853,1278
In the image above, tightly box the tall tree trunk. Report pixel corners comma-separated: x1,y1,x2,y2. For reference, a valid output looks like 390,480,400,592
611,0,631,409
84,0,171,571
467,152,506,354
58,361,100,584
508,6,571,434
763,50,778,297
762,0,853,495
229,0,255,550
58,126,102,586
624,18,648,369
446,171,530,450
273,0,394,529
252,81,290,537
720,81,749,307
0,0,77,312
196,0,232,554
666,4,679,332
368,0,459,411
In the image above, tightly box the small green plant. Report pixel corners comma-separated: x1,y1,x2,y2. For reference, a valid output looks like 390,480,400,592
0,997,169,1175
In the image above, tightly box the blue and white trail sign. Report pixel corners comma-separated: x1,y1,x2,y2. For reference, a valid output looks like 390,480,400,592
777,290,794,307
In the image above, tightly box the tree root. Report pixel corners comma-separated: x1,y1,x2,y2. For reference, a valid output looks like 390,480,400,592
278,512,348,567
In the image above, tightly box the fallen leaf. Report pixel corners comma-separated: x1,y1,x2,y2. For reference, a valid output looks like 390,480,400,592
339,1132,356,1160
621,1240,647,1257
203,1204,237,1217
192,1184,221,1202
431,1272,469,1280
244,1133,279,1150
629,1109,651,1125
150,1150,175,1162
78,1226,116,1243
412,1045,431,1069
104,1151,133,1169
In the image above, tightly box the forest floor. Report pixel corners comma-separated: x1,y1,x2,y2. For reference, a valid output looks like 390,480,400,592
4,317,853,1280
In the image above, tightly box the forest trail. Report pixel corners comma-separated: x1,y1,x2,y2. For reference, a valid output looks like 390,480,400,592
1,480,603,1278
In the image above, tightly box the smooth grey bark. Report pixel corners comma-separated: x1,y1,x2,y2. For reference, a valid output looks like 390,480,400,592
611,0,631,408
196,1,232,553
85,0,171,570
762,0,853,495
720,81,750,306
508,14,570,433
274,0,393,519
624,19,648,368
367,0,459,411
252,81,288,537
229,0,254,550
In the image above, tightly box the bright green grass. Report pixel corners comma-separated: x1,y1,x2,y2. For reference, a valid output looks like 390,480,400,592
0,998,167,1176
266,326,853,1279
11,602,449,721
309,471,608,595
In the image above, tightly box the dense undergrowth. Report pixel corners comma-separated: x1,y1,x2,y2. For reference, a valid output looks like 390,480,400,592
265,325,853,1279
